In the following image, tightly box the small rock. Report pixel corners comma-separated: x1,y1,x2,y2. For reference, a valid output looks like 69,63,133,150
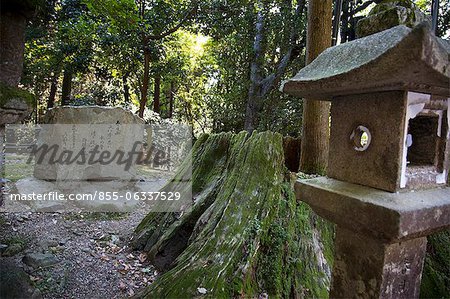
259,293,269,299
111,235,120,244
49,246,65,254
38,239,58,250
0,260,40,299
47,240,59,247
197,287,207,295
22,253,59,269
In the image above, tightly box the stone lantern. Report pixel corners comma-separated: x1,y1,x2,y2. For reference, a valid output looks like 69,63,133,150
281,24,449,298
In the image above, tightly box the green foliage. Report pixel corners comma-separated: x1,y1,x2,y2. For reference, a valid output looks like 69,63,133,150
413,0,450,37
22,0,98,108
19,0,450,135
83,0,139,28
22,0,307,136
199,0,306,135
1,235,28,256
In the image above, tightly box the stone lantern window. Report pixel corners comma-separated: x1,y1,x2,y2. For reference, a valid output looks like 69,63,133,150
403,97,448,189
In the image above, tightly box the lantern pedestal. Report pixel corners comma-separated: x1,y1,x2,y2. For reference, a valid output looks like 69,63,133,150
332,228,426,298
295,177,450,298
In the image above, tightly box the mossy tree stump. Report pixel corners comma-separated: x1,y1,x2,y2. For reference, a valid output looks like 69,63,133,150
132,132,334,298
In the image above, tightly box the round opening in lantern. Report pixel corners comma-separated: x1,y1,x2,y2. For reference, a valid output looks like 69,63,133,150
350,125,371,152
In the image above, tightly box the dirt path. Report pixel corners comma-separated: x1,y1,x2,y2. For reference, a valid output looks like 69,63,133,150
0,208,158,298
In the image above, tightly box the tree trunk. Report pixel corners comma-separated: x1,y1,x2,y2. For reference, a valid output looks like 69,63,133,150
123,73,130,103
0,8,27,87
153,73,161,114
139,47,151,118
132,132,334,298
244,0,306,132
168,81,174,118
299,0,333,174
348,0,357,41
47,73,59,109
283,136,301,172
244,3,264,132
61,69,72,106
340,0,350,43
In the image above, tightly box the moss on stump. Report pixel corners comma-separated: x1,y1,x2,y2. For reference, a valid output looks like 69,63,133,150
132,131,334,298
421,230,450,298
0,82,35,107
0,82,35,126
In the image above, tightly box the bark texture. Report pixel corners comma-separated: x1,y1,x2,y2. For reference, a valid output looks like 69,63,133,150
168,81,174,118
132,131,334,298
153,73,161,114
138,45,150,118
299,0,333,174
47,73,59,109
61,69,72,106
123,73,130,103
0,9,27,87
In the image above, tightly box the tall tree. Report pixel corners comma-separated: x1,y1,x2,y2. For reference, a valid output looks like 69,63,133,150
153,72,161,113
299,0,333,174
61,69,72,105
0,0,41,87
136,0,197,118
47,73,58,108
85,0,196,118
22,0,95,110
244,0,306,132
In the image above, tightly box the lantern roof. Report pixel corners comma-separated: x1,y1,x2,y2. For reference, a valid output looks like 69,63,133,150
281,24,450,99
